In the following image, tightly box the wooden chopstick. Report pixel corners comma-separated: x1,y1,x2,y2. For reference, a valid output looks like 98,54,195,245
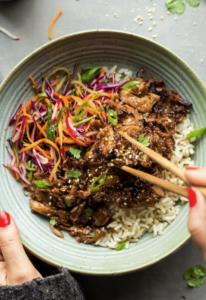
121,166,187,198
119,131,206,198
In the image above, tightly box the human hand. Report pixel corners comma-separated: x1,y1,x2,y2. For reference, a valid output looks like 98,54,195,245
185,167,206,261
0,211,41,286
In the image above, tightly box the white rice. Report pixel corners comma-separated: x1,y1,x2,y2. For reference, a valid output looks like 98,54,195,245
96,67,195,249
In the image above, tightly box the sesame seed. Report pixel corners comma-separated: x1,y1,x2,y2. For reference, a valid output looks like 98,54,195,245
114,13,118,17
49,202,51,206
49,196,52,199
149,16,153,20
47,214,51,216
153,21,156,26
193,22,196,26
160,16,164,20
167,11,171,15
149,27,153,31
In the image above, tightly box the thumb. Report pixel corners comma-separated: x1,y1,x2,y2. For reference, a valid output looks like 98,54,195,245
187,188,206,260
0,211,40,283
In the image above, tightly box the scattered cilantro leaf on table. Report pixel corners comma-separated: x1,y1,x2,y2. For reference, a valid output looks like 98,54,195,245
166,0,186,15
68,169,81,178
184,265,206,287
185,0,200,7
69,147,81,159
138,134,150,147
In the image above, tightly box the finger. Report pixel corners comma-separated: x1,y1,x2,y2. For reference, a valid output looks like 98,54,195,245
187,188,206,259
0,262,7,285
0,211,35,275
185,167,206,186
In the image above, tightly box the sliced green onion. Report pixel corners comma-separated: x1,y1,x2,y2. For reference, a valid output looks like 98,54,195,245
108,109,118,126
55,74,68,93
27,171,33,181
186,127,206,139
12,142,19,167
26,160,37,171
50,217,56,226
81,67,101,82
74,101,89,122
116,241,127,251
121,81,140,90
98,107,105,112
33,180,52,189
38,92,47,98
73,115,97,127
90,174,106,192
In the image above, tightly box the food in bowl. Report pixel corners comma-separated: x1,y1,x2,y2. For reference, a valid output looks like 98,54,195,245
4,64,195,250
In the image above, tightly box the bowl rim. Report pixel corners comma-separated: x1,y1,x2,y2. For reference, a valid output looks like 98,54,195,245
2,29,204,275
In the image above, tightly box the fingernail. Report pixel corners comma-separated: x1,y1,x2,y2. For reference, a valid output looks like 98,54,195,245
185,167,199,170
188,188,197,208
0,211,11,227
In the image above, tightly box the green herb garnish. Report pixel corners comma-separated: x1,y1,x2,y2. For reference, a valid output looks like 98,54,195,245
184,265,206,287
185,0,200,7
50,217,56,226
33,180,52,189
74,101,89,122
27,171,33,181
105,153,113,158
12,142,19,167
166,0,186,14
90,231,96,238
138,134,150,147
46,102,67,141
116,241,127,251
69,147,81,159
121,81,140,90
186,127,206,139
90,174,106,192
108,109,118,126
73,115,97,127
68,169,81,178
38,92,47,98
81,67,101,82
64,199,72,207
85,208,93,217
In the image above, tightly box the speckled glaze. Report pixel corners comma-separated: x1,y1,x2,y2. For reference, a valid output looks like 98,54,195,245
0,30,205,275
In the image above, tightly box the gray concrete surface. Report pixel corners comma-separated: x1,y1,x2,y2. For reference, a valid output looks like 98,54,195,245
1,0,206,299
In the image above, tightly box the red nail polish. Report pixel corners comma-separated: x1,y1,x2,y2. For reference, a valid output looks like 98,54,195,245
0,211,11,227
188,188,197,208
185,167,199,170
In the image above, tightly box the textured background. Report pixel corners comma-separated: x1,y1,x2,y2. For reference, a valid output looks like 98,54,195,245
0,0,206,299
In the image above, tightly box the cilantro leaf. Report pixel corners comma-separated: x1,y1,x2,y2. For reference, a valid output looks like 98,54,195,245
91,231,96,238
50,217,56,226
69,147,81,159
64,199,72,207
166,0,186,15
186,127,206,139
185,0,200,7
138,134,150,147
184,265,206,287
116,241,127,251
105,153,113,158
188,276,205,288
68,169,81,178
85,208,93,217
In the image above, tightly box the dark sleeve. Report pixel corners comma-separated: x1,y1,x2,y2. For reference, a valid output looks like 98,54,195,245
0,268,85,300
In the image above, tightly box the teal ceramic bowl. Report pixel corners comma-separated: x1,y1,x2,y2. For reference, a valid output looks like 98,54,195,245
0,30,205,275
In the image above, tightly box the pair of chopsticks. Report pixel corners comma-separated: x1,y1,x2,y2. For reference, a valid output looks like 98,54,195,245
119,131,206,198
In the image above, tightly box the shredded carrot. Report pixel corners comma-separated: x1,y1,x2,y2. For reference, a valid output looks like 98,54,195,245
36,122,47,138
29,76,39,95
19,138,60,182
49,9,63,40
99,67,106,84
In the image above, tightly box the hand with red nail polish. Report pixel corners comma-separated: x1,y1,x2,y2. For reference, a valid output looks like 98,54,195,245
0,211,41,286
185,168,206,261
